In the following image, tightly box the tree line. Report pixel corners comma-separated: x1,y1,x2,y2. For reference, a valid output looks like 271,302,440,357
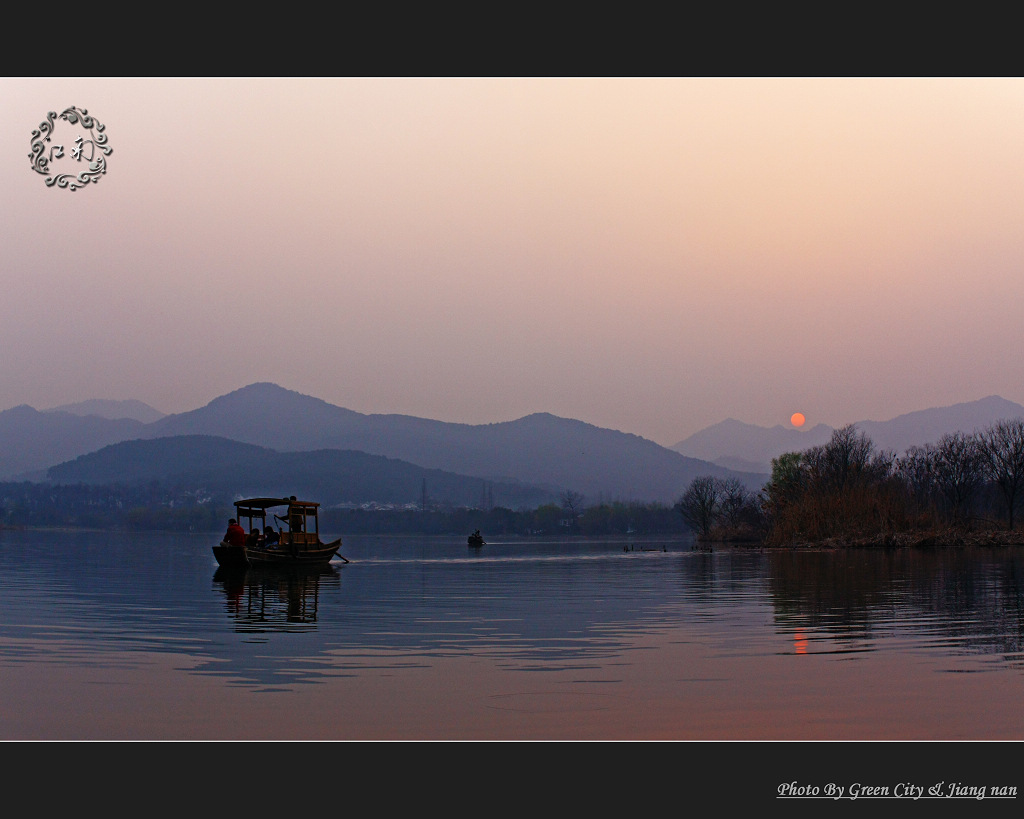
0,480,682,537
20,417,1021,545
675,419,1024,545
0,481,225,532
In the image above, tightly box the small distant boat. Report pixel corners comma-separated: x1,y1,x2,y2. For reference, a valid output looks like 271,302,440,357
467,532,485,547
214,496,347,568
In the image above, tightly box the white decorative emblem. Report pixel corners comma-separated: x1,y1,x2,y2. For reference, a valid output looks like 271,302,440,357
29,107,111,191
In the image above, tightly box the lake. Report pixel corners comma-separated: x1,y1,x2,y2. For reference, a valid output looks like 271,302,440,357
1,529,1022,741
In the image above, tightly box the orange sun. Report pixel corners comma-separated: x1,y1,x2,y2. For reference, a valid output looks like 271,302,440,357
790,412,806,428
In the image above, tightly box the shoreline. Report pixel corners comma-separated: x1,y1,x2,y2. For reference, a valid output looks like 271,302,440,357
701,529,1024,549
793,529,1024,549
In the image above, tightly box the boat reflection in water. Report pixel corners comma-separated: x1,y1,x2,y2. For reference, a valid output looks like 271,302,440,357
213,564,341,632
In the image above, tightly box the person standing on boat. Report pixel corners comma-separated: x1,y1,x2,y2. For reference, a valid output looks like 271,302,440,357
224,518,246,547
275,502,304,534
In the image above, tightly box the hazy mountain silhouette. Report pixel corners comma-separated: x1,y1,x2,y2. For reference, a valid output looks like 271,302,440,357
46,435,553,508
0,405,144,480
671,418,834,472
855,396,1024,453
671,395,1024,473
16,382,1015,503
1,383,756,501
136,383,759,501
45,399,165,424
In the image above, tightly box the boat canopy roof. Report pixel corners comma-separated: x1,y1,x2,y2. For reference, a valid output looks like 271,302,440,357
234,497,320,513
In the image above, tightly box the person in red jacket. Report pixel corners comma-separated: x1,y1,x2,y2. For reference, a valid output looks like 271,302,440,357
224,518,246,547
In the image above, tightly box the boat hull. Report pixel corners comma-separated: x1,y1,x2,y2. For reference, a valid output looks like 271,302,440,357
212,538,344,567
213,541,249,568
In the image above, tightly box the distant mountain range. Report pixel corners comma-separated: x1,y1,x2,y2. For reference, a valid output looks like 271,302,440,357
45,398,166,424
47,435,552,509
5,385,1022,507
0,383,760,505
671,395,1024,473
0,405,145,480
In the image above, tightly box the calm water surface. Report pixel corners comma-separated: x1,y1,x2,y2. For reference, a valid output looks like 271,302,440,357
1,530,1022,740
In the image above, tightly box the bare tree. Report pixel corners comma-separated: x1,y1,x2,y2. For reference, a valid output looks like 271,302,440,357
980,419,1024,530
675,476,721,537
717,477,755,527
802,424,897,498
802,424,877,493
560,490,585,533
931,431,985,525
897,445,937,508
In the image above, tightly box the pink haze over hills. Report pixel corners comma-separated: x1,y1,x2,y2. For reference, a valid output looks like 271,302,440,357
5,78,1024,446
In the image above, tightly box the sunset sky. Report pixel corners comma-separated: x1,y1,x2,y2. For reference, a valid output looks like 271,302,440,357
5,77,1024,446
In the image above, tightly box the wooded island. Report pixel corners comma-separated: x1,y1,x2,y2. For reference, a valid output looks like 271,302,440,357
676,420,1024,546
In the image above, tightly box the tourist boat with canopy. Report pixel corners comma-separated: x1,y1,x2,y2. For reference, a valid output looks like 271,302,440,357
214,496,347,568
